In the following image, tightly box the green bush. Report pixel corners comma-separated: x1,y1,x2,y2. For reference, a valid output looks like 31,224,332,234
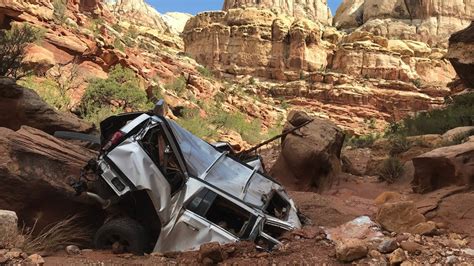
19,76,70,111
164,76,187,95
80,65,150,126
53,0,67,23
411,78,422,88
176,107,216,139
398,93,474,136
389,135,411,155
378,157,405,183
0,24,42,79
345,133,380,148
212,111,264,144
197,66,213,78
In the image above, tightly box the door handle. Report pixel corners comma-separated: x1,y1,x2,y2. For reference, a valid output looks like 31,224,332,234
183,221,199,231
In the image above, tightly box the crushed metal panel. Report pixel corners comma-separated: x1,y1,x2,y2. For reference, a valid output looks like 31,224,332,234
106,137,174,221
155,210,238,252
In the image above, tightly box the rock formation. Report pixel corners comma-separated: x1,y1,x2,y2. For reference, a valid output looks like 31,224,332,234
270,111,345,191
107,0,169,31
0,78,94,134
162,12,193,33
333,0,473,47
412,140,474,193
184,9,330,80
222,0,332,25
446,22,474,88
0,126,101,228
183,5,457,133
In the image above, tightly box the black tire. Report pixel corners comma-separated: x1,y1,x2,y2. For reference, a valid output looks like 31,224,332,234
94,217,148,255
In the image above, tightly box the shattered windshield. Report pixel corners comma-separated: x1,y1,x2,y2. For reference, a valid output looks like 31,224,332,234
167,120,276,208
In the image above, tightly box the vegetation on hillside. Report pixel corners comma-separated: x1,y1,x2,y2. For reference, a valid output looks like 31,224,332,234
0,23,43,79
79,65,151,126
176,104,274,145
389,93,474,136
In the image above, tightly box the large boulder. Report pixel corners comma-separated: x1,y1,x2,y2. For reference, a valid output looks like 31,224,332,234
411,141,474,193
447,22,474,88
0,210,18,248
270,111,345,191
0,126,100,229
0,78,93,135
375,201,426,233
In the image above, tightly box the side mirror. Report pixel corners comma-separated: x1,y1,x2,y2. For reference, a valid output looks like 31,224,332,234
153,99,167,116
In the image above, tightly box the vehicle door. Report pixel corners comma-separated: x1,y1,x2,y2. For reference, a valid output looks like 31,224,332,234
155,185,260,252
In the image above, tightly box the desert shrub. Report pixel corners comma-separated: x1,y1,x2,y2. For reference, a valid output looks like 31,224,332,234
164,76,187,95
249,77,256,85
389,135,411,155
212,111,263,144
80,65,150,125
345,133,380,148
0,24,42,79
378,157,405,183
89,18,104,37
19,76,70,111
20,215,92,254
113,38,125,52
399,93,474,136
197,66,213,78
53,0,67,23
411,78,422,88
176,107,216,139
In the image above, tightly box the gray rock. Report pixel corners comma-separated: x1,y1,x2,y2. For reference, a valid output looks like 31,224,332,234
66,245,81,255
378,238,398,253
0,210,18,248
446,255,459,264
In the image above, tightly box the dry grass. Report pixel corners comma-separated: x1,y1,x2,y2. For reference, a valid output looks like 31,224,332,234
19,214,93,254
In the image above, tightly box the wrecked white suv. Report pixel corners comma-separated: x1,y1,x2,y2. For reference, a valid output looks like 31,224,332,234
73,103,301,254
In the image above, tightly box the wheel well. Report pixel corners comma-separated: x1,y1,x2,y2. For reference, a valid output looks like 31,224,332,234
114,190,161,252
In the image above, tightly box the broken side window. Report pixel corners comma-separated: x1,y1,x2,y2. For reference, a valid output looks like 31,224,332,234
186,188,255,238
263,223,287,239
140,125,185,194
264,191,290,220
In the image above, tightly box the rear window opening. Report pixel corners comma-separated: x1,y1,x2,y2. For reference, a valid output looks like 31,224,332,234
263,223,287,239
140,126,185,194
187,189,252,237
264,191,290,220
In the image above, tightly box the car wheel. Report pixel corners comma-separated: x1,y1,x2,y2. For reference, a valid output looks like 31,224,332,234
94,217,148,255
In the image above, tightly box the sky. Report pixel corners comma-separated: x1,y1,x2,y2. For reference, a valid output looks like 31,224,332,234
148,0,343,15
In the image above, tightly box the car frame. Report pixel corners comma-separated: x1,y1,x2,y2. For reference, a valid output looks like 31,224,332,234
75,105,301,254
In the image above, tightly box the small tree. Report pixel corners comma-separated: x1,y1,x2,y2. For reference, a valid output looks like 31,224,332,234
0,24,42,79
80,65,151,125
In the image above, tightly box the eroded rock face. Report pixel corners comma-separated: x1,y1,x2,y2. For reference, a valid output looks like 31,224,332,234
334,0,473,46
0,126,100,228
270,111,345,191
412,141,474,193
222,0,332,25
0,0,54,21
184,9,330,80
0,78,93,134
108,0,169,31
446,22,474,88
